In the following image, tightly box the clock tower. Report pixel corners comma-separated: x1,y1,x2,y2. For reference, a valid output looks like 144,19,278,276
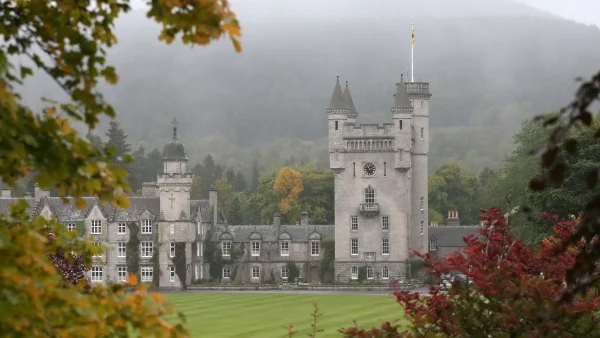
328,75,431,282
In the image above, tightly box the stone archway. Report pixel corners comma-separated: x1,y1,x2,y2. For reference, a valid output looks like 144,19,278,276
309,266,321,283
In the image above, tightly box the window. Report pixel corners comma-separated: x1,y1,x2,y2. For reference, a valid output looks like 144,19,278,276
335,121,338,130
311,241,320,256
197,241,201,257
222,241,231,257
169,224,174,235
252,266,260,279
381,216,389,230
118,242,126,258
429,240,437,251
91,220,102,234
384,162,386,176
382,238,390,255
353,162,356,177
367,266,374,279
141,220,152,234
351,238,359,256
93,242,102,257
169,242,176,257
350,216,358,231
420,127,424,140
117,267,127,282
420,197,424,211
91,266,102,282
141,267,153,282
195,264,199,279
223,267,231,278
141,242,153,258
118,222,126,234
382,266,390,280
364,187,375,204
169,266,176,282
399,120,403,129
420,221,424,236
67,223,76,232
420,100,424,112
280,241,290,256
351,266,358,280
251,241,261,256
281,266,289,280
197,222,200,234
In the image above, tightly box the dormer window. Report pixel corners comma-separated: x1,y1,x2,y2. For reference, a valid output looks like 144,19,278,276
364,186,375,204
141,220,152,234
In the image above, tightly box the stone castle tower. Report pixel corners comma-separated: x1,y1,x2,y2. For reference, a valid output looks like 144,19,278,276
328,75,431,281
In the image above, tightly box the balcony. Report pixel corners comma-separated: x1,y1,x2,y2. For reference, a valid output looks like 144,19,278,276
359,203,379,214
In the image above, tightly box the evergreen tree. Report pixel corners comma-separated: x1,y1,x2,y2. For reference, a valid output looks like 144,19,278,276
105,120,131,159
214,164,224,181
225,168,236,183
129,145,147,193
228,196,242,225
86,131,103,149
250,159,260,193
199,155,216,197
233,171,247,192
145,148,163,181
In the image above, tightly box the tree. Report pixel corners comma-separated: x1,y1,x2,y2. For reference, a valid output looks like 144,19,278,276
428,162,483,225
228,193,245,225
274,166,304,216
297,165,334,224
233,171,248,192
191,175,202,200
340,208,600,337
199,155,217,197
213,179,233,216
105,120,132,172
250,159,261,193
86,131,104,150
225,168,236,184
0,0,241,335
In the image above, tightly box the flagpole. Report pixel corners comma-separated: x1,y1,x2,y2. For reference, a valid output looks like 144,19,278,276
411,23,414,82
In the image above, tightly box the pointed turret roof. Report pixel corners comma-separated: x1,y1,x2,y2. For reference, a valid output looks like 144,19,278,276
394,82,412,108
343,81,358,118
327,76,348,112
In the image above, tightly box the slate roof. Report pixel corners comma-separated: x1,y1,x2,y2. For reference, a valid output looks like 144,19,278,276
190,199,215,223
0,197,37,218
429,226,481,247
210,224,334,243
111,197,161,221
328,77,348,110
393,82,413,109
343,81,358,116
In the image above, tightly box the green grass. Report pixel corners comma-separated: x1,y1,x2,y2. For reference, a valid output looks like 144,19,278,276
163,293,406,338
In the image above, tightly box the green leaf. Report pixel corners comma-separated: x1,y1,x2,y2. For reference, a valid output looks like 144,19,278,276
19,66,33,79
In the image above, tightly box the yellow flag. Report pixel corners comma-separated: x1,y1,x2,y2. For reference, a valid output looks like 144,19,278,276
411,24,415,46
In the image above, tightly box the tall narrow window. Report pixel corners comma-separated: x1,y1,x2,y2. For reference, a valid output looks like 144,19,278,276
280,241,290,256
335,121,338,130
353,162,356,177
382,238,390,255
367,266,374,279
420,221,425,236
399,120,403,129
420,197,424,211
311,241,320,256
281,266,289,280
252,266,260,279
196,241,200,257
251,241,261,256
170,242,175,257
364,187,375,204
350,216,359,231
420,127,424,140
381,216,389,231
382,266,390,279
169,266,176,282
384,162,387,176
351,238,359,256
222,241,231,257
351,266,358,280
118,242,126,258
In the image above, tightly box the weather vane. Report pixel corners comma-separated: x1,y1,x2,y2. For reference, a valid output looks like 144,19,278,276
172,117,178,138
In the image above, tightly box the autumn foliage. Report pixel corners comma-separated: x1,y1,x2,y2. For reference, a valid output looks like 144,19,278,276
340,207,600,337
274,166,304,214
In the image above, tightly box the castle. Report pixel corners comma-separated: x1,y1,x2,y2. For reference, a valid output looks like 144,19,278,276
0,76,478,287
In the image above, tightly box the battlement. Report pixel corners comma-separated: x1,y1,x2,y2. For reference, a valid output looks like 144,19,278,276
405,82,431,98
157,173,193,179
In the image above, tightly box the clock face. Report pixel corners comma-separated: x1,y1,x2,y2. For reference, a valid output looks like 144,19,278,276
363,163,376,176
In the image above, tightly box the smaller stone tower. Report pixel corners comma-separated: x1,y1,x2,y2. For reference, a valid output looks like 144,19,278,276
158,118,192,221
328,76,349,170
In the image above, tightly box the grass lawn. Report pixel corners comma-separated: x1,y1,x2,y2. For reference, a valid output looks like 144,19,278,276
163,293,406,338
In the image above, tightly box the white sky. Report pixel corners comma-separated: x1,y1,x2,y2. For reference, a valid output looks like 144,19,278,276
518,0,600,27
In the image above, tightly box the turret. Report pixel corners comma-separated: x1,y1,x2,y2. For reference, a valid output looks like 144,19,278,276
158,118,192,221
327,76,348,170
391,74,413,170
342,81,358,125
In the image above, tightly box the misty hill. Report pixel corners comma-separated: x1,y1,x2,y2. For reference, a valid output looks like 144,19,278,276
17,0,600,172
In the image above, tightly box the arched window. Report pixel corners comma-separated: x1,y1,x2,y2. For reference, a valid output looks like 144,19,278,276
382,266,389,279
367,266,374,279
364,186,375,204
351,266,358,280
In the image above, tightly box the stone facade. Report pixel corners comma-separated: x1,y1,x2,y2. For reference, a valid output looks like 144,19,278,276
328,76,432,282
0,73,481,287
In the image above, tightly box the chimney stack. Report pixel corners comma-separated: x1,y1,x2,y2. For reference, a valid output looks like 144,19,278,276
1,188,11,198
446,210,460,227
34,184,51,202
209,189,218,225
300,211,309,225
273,212,281,226
141,182,159,197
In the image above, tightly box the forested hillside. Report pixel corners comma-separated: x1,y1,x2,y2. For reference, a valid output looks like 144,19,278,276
15,0,600,174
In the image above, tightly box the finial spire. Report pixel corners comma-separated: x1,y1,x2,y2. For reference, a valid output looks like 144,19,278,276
172,117,178,138
401,73,404,83
337,75,339,82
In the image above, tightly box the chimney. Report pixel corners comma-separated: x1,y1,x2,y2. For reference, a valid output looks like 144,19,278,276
209,189,218,225
1,188,11,198
273,212,281,226
34,184,51,202
446,210,460,227
300,211,309,225
141,182,159,197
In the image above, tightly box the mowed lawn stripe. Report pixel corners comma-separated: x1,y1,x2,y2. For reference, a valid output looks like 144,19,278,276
163,293,405,338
